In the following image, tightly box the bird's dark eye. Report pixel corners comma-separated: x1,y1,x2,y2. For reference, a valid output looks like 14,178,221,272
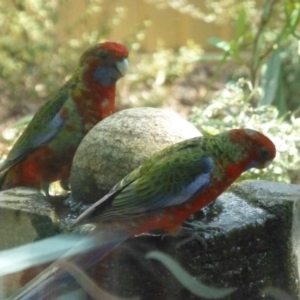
258,148,270,160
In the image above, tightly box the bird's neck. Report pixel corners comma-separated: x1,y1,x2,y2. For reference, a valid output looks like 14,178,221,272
71,70,117,133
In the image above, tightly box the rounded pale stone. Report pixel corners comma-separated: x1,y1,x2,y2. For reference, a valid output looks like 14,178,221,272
70,107,201,204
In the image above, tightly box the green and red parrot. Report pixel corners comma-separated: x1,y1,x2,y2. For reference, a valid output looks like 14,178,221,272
6,128,276,299
72,128,276,235
0,41,129,195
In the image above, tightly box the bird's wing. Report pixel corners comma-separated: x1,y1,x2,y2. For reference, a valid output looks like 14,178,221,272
0,90,69,173
105,154,213,219
110,137,205,192
72,138,214,225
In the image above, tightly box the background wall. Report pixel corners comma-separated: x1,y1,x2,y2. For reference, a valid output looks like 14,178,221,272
58,0,235,51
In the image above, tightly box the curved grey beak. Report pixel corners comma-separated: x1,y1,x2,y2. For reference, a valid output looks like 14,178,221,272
116,58,129,77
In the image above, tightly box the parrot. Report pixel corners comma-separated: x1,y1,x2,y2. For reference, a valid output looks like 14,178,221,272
72,128,276,234
0,41,129,196
7,128,276,299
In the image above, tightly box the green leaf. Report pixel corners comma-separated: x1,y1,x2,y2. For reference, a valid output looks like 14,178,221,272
262,287,295,300
229,40,240,60
209,37,230,52
259,48,281,106
285,0,300,28
12,114,34,128
261,0,276,23
146,251,236,299
275,72,288,116
288,1,300,32
236,8,246,38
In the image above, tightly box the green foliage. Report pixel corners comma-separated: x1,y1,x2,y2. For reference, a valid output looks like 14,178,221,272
138,0,300,117
122,41,203,108
204,0,300,115
277,40,300,113
149,1,300,116
189,81,300,183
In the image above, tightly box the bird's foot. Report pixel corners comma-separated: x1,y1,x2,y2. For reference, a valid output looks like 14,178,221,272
175,232,208,251
175,223,225,252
